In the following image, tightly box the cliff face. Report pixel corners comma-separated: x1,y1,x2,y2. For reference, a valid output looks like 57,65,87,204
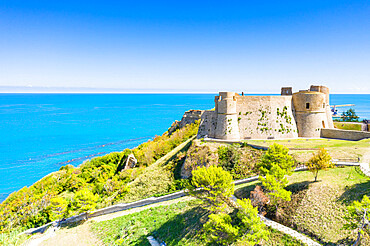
168,110,203,135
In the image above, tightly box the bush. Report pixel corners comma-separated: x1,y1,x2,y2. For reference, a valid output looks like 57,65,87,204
73,188,99,213
258,143,295,178
236,198,269,245
0,120,199,232
345,195,370,244
47,197,69,221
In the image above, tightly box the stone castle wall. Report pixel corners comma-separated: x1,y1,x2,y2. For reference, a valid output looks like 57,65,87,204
197,85,335,140
235,95,298,139
321,128,370,140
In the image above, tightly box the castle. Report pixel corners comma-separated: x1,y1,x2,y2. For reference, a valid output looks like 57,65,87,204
197,85,334,140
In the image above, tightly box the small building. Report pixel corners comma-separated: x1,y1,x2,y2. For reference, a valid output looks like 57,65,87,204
197,85,334,140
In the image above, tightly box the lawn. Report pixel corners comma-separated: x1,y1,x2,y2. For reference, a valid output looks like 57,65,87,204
334,122,362,131
91,199,305,246
246,138,370,163
235,166,370,245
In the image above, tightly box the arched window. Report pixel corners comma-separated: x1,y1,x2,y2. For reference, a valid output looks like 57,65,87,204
306,103,310,109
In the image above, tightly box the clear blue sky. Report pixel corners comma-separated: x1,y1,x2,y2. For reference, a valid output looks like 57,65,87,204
1,1,369,93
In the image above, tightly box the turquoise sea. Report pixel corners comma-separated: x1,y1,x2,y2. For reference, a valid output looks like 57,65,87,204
0,93,369,202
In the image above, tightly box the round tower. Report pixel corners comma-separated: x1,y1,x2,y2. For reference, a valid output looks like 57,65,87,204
292,90,328,138
215,92,240,140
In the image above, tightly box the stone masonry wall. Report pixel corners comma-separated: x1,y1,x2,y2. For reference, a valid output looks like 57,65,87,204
235,95,298,139
197,111,217,138
197,86,334,140
197,96,299,139
321,128,370,140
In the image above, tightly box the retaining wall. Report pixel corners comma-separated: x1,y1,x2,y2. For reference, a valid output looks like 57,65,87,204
321,128,370,140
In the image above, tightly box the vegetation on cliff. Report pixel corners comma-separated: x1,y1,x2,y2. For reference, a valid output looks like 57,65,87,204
0,121,199,232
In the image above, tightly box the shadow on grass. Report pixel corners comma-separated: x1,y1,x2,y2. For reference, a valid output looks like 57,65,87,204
234,182,260,199
338,167,370,205
338,179,370,205
134,206,209,246
274,181,313,225
60,219,87,230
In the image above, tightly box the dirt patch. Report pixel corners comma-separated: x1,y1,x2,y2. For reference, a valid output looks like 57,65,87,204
35,197,193,246
40,222,102,246
181,141,218,178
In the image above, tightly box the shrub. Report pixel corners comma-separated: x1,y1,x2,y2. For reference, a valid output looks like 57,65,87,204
73,188,99,213
344,195,370,244
258,143,295,178
203,213,238,245
236,198,269,245
47,197,69,221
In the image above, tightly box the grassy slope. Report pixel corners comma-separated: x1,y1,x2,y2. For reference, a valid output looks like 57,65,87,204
334,122,362,131
91,200,305,246
0,229,29,246
120,137,194,203
246,138,370,163
235,166,370,245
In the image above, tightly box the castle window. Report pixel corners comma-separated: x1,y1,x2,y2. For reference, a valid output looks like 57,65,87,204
306,103,310,109
323,103,325,108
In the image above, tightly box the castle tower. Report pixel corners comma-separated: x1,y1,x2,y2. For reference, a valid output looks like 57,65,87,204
214,92,240,140
281,87,293,95
309,85,334,129
292,85,333,138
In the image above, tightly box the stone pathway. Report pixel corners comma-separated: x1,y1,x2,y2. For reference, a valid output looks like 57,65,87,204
259,215,321,246
23,224,59,246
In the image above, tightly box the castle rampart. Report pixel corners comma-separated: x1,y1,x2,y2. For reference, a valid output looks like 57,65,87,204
197,85,335,140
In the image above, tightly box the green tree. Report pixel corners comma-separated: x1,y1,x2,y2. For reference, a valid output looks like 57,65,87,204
258,144,293,207
259,173,291,206
188,165,234,212
203,213,239,245
258,143,295,178
344,195,370,245
236,198,269,245
342,108,359,122
48,197,69,221
307,148,334,182
74,188,99,213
